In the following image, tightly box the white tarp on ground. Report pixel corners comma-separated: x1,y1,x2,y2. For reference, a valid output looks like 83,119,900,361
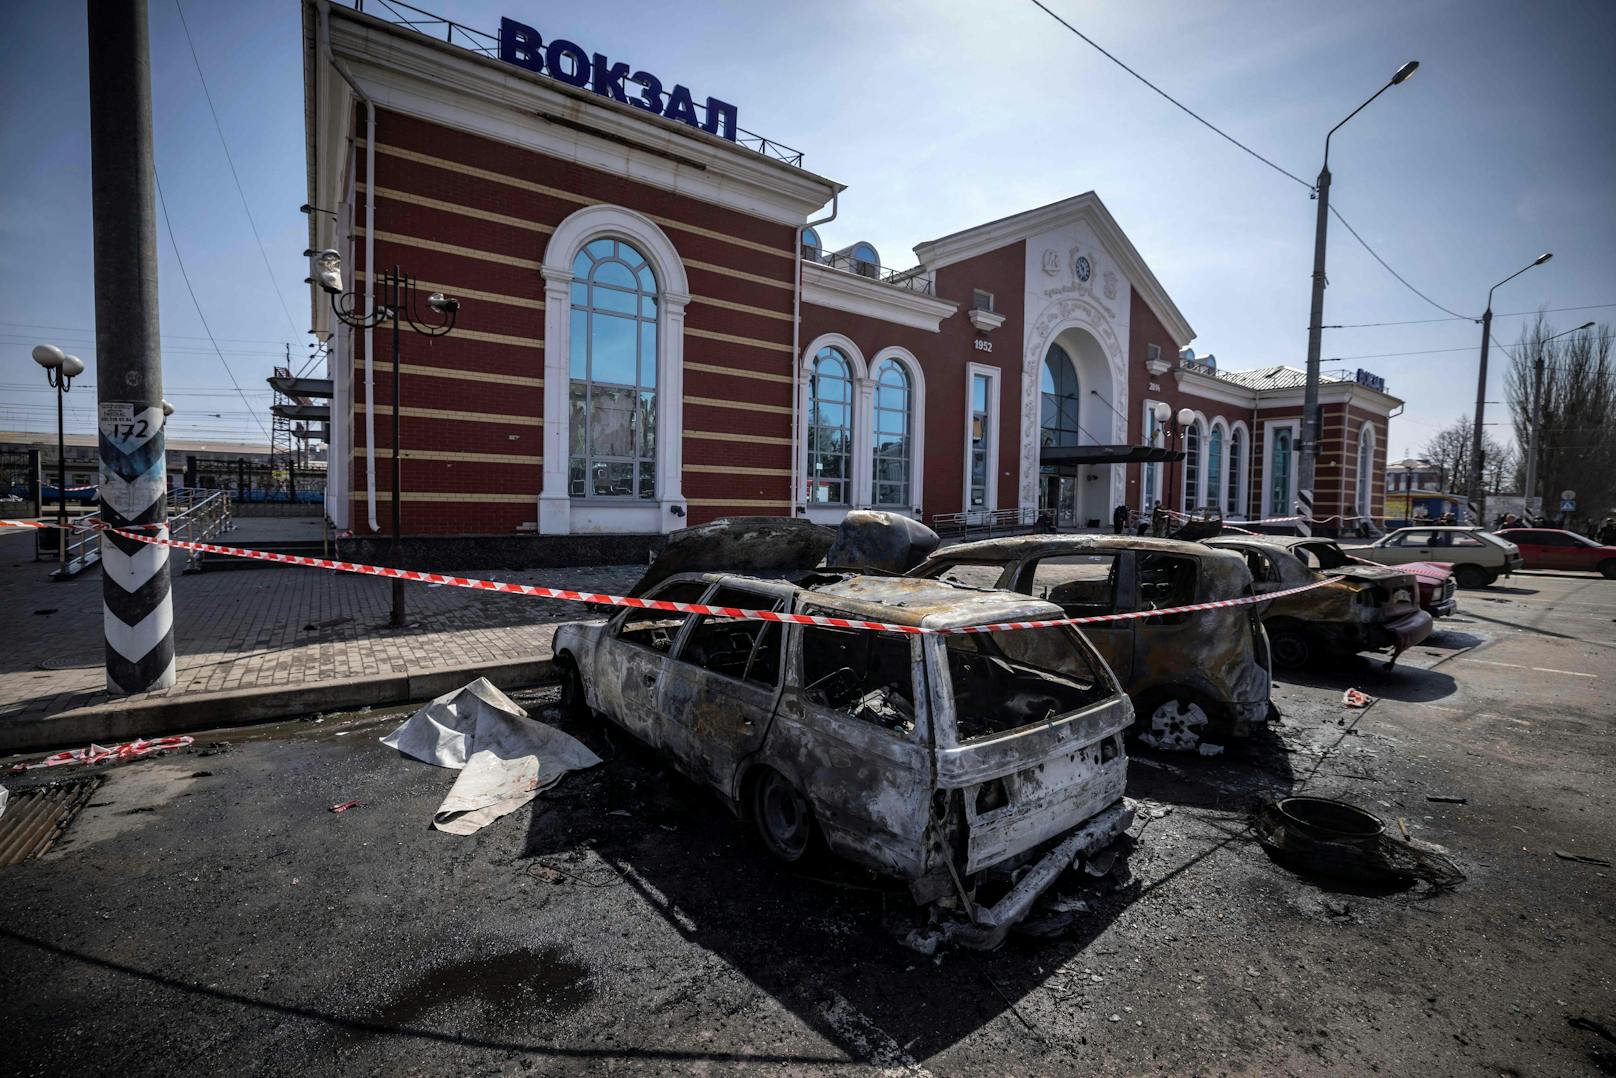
381,678,601,835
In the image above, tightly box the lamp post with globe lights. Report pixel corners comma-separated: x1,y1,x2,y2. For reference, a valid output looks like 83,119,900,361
32,344,87,568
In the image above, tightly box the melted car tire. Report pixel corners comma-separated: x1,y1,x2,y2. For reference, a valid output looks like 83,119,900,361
556,653,590,719
749,767,816,864
1267,625,1316,669
1452,564,1494,589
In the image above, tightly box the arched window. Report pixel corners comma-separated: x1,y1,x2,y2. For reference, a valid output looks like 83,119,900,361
872,358,912,507
801,227,821,260
1208,424,1224,514
1270,428,1292,516
808,347,853,504
1040,345,1082,447
1142,404,1161,510
569,237,658,499
1356,424,1375,517
1227,427,1245,516
1183,420,1202,510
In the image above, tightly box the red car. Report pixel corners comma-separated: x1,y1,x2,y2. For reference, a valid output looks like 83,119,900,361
1495,529,1616,579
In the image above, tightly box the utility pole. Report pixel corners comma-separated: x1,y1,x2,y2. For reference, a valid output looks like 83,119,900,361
88,0,176,692
1522,321,1594,521
1470,253,1552,526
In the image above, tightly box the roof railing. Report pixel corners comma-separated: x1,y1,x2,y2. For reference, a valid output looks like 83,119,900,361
351,0,806,168
803,247,936,296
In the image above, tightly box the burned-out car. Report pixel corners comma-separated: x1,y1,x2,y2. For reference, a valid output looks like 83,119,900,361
551,572,1134,949
1281,536,1457,619
910,535,1273,750
1205,536,1432,668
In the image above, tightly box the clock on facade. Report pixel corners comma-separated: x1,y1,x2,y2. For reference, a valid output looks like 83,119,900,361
1074,255,1092,283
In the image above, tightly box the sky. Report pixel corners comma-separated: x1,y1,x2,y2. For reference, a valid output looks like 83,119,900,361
2,0,1613,460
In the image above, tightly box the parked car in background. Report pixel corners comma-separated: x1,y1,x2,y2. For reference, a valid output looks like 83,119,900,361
1494,528,1616,579
552,570,1134,949
1205,536,1432,668
910,535,1272,751
1353,526,1522,589
1278,536,1457,618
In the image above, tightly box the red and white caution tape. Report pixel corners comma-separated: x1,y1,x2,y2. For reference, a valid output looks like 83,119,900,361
0,517,1330,636
9,735,195,772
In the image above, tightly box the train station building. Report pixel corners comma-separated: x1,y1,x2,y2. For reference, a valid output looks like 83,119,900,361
303,1,1401,552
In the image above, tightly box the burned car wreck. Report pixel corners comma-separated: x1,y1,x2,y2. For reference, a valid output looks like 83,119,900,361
1205,536,1433,668
552,563,1135,950
911,535,1274,750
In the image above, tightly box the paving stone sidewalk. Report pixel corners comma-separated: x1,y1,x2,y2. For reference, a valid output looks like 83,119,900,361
2,529,640,724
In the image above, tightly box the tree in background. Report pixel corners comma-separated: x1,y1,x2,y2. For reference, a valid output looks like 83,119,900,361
1506,318,1616,529
1419,415,1513,500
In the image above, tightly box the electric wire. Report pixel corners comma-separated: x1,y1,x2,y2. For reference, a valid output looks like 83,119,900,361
1027,0,1312,189
1328,205,1474,320
154,173,273,444
1325,303,1616,329
172,0,301,339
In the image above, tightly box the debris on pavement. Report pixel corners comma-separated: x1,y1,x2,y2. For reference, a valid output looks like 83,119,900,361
1255,796,1464,889
1342,688,1374,708
382,677,601,835
8,736,195,773
329,800,361,813
1552,849,1612,867
1425,794,1468,804
0,778,101,866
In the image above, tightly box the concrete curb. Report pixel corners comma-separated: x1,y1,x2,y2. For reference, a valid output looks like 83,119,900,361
0,657,557,756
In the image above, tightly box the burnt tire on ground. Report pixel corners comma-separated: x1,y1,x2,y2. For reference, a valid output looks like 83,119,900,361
749,767,816,864
1452,564,1494,589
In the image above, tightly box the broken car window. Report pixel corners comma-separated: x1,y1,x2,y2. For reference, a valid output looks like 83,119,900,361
925,562,1006,590
1137,553,1197,625
1019,554,1118,613
943,628,1109,742
799,626,918,735
676,586,784,688
615,580,707,653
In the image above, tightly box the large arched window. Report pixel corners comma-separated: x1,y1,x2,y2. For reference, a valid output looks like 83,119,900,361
808,347,853,504
1270,428,1292,516
1040,345,1082,447
1355,424,1375,517
1183,420,1202,509
872,358,912,507
1227,426,1245,516
1208,423,1224,515
569,238,658,499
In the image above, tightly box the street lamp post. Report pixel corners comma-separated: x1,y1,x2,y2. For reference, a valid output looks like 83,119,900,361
1151,402,1195,531
1469,253,1552,524
32,344,87,568
1522,319,1594,521
1298,60,1419,537
314,251,459,628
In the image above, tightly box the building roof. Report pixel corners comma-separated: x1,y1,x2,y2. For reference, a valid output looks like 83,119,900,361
1210,365,1358,391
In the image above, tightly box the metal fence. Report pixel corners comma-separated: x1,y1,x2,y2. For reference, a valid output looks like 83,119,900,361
183,456,324,504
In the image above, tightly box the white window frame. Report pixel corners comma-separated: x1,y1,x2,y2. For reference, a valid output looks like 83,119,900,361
1208,417,1229,515
539,204,689,535
798,333,869,526
1263,419,1299,519
1228,420,1250,520
868,346,925,517
1355,422,1376,519
1180,412,1207,514
963,362,1001,516
1139,398,1164,513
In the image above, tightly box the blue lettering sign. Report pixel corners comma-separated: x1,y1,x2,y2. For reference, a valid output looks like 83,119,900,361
1355,368,1386,393
497,16,739,141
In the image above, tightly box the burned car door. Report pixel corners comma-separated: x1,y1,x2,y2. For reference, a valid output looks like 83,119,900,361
762,623,934,879
657,584,787,795
1011,552,1135,684
596,579,706,747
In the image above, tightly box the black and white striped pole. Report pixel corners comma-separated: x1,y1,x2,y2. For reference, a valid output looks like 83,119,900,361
87,0,175,693
1295,488,1314,538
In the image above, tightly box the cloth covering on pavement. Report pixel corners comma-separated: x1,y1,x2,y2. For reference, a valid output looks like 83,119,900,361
381,678,601,835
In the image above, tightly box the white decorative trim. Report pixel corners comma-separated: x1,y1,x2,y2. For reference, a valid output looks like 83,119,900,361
1354,421,1376,518
914,191,1194,347
967,309,1006,333
964,363,1001,514
1138,398,1165,513
1019,307,1129,515
1229,420,1251,520
1173,367,1258,410
1263,418,1300,519
538,204,689,535
800,262,957,332
1179,412,1208,514
323,5,841,227
798,333,867,524
869,346,926,516
1208,417,1229,514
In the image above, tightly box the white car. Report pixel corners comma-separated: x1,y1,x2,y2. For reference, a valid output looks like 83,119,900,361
1354,526,1523,589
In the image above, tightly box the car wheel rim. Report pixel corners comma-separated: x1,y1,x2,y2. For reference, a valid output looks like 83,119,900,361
759,776,808,859
1272,636,1308,667
1140,699,1210,751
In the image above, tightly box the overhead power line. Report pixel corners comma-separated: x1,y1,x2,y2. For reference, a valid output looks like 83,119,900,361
1327,205,1473,320
1027,0,1312,189
154,172,272,444
1325,303,1616,329
172,0,300,338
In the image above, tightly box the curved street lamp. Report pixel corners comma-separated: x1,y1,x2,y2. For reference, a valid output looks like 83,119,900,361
1468,252,1552,522
1298,61,1419,535
313,250,459,627
33,343,86,568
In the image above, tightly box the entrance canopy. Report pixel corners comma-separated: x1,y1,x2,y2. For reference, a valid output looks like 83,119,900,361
1040,444,1183,466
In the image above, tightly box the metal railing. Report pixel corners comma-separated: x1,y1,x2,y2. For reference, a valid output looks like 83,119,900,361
351,0,807,168
802,248,937,296
47,488,234,580
930,507,1051,538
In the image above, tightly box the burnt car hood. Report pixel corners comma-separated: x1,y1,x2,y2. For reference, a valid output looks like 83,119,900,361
630,511,942,596
1319,565,1417,588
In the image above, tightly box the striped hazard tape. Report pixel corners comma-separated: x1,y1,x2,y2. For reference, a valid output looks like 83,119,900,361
1,517,1330,636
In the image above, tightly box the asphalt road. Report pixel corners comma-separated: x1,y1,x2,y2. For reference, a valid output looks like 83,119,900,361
1,570,1612,1076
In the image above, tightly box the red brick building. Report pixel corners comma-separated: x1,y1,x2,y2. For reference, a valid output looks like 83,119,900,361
304,2,1399,547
